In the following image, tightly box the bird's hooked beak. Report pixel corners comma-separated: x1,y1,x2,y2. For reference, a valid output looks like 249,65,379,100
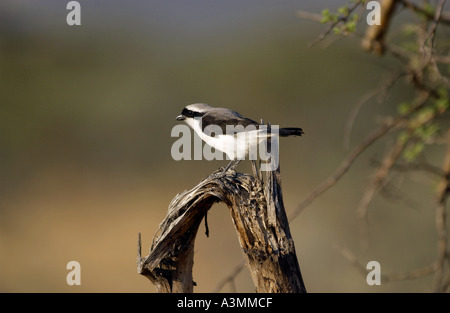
176,115,185,121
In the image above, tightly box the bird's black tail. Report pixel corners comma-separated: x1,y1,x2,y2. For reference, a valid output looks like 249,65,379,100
279,127,304,137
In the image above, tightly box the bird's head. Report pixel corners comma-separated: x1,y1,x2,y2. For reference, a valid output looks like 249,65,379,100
176,103,212,121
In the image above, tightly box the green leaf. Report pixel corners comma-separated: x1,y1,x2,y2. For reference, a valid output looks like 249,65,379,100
333,27,342,35
435,97,449,113
345,20,357,33
423,3,435,16
397,131,411,145
414,107,435,125
398,102,411,115
402,24,418,36
321,9,331,23
414,123,440,142
403,141,425,162
337,6,349,16
437,87,448,98
401,41,418,53
435,88,449,113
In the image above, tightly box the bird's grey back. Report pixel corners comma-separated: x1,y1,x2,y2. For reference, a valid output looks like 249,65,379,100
201,108,260,134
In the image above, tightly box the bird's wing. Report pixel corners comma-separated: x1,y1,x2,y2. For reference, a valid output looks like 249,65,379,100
201,109,260,135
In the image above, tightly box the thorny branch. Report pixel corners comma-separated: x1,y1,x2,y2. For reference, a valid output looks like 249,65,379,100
335,244,437,283
399,0,450,25
298,0,449,292
343,71,407,149
305,0,365,47
289,89,432,221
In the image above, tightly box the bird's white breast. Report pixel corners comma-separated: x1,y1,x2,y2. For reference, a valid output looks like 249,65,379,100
186,118,272,160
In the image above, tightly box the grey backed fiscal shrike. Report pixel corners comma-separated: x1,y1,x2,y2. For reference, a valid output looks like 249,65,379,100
176,103,304,175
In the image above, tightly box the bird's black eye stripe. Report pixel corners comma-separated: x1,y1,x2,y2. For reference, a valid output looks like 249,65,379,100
182,108,204,118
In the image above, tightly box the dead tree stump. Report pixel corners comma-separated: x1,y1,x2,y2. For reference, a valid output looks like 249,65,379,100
137,163,306,293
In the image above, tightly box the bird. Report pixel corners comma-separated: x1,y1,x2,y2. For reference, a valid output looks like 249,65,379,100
176,103,304,175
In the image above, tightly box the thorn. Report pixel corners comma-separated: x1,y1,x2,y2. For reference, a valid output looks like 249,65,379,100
204,213,209,237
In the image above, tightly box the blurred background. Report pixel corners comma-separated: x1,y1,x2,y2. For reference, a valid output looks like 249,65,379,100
0,0,443,292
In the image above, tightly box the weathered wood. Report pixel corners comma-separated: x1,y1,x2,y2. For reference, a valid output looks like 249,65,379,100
137,164,306,293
